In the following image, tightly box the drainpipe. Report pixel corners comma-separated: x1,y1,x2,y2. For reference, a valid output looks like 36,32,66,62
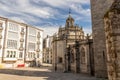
24,25,28,66
2,19,8,62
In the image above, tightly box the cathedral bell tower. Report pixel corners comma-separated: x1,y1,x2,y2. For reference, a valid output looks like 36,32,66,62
65,9,74,28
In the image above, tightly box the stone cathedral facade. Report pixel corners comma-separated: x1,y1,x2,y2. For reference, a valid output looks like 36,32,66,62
52,14,94,75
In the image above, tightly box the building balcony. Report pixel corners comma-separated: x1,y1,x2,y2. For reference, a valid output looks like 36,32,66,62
3,57,17,61
25,58,34,61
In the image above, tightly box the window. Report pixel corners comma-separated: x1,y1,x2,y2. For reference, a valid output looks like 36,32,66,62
10,51,13,57
6,51,16,58
6,51,10,57
81,47,85,64
28,52,30,58
8,31,18,40
29,35,36,42
8,22,19,41
7,39,17,49
9,22,19,32
13,51,16,58
19,52,23,58
28,27,36,36
32,52,35,58
28,43,35,51
28,52,35,58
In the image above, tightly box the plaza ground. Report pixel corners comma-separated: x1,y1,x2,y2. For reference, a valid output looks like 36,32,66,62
0,64,106,80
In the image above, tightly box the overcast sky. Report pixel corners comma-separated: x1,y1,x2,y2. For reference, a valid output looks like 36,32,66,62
0,0,91,37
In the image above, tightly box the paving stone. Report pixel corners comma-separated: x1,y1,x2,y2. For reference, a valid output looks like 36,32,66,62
0,66,102,80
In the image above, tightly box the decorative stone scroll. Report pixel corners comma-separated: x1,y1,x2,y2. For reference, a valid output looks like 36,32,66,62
19,27,25,51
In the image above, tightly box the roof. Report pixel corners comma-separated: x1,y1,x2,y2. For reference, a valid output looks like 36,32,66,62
0,16,43,31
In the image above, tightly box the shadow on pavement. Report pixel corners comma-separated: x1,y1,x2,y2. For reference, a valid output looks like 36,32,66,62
0,67,97,80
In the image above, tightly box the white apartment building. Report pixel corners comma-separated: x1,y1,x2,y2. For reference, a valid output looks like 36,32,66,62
0,17,43,68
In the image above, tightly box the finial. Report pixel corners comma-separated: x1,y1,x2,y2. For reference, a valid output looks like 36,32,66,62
69,8,71,15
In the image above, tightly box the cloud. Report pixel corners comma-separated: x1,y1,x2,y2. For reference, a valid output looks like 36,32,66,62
10,17,25,23
0,0,54,18
0,0,91,36
83,27,92,35
40,26,59,38
38,0,90,7
70,4,90,16
70,0,90,4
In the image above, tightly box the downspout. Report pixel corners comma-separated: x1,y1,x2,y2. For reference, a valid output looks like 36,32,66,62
24,25,28,64
2,19,8,62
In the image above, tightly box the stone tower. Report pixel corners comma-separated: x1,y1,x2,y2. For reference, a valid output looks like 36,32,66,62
90,0,114,78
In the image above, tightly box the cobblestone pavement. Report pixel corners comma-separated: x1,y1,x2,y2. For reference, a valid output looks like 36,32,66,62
0,66,103,80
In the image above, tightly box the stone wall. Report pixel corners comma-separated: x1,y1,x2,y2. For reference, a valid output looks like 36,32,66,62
90,0,114,78
104,0,120,80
